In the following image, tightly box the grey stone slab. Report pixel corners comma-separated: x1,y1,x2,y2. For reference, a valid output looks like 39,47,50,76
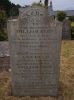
7,6,62,96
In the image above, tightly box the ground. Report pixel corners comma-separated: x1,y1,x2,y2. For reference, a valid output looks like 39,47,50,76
0,40,74,100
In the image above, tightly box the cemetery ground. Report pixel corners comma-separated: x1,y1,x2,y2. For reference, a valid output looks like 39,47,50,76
0,40,74,100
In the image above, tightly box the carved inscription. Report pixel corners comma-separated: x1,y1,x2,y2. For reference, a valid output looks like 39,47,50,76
8,6,62,96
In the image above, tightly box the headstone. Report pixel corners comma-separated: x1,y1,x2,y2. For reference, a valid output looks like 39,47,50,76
7,6,62,96
62,18,71,40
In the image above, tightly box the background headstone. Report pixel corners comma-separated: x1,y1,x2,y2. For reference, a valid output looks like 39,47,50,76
7,6,62,96
62,19,71,40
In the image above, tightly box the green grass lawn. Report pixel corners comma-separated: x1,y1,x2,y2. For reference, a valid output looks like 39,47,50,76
0,41,74,100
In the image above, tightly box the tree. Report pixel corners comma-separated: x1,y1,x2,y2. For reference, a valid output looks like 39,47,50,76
44,0,48,7
0,30,8,41
69,16,74,21
0,10,8,41
0,0,21,41
0,10,7,29
0,0,21,17
57,11,67,22
10,4,21,17
0,0,11,16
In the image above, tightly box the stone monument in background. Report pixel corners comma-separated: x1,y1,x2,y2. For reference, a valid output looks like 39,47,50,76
7,6,62,96
62,18,71,40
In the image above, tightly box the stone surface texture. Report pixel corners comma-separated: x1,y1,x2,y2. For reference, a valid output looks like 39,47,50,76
7,6,62,96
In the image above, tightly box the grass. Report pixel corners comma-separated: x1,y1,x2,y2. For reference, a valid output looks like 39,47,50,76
0,40,74,100
60,41,74,100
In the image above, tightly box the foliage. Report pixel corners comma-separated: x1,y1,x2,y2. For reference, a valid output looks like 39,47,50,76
0,10,6,20
71,27,74,39
0,0,11,16
69,16,74,21
10,4,20,16
0,0,21,17
71,22,74,27
0,10,8,41
71,22,74,39
57,11,67,22
0,0,21,41
0,30,8,41
44,0,48,7
0,10,7,28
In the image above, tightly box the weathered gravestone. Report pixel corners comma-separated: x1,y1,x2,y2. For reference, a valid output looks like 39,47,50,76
62,18,71,40
7,6,62,96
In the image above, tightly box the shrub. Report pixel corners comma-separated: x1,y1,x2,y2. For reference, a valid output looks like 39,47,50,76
71,22,74,28
57,11,67,22
69,16,74,21
71,27,74,39
0,10,8,41
0,30,8,41
0,10,7,31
